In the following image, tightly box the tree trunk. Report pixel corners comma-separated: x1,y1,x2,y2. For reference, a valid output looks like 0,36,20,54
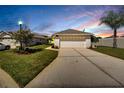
19,41,23,50
113,28,117,48
90,43,93,48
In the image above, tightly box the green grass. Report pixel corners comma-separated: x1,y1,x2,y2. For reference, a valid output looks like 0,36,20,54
30,44,50,49
0,44,58,87
91,46,124,60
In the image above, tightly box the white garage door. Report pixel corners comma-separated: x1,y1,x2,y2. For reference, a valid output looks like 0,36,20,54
60,41,86,48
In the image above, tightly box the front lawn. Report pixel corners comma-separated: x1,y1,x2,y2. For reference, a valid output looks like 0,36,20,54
0,44,58,87
91,46,124,60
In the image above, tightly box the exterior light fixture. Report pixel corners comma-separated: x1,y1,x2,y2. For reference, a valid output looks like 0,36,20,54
18,20,23,25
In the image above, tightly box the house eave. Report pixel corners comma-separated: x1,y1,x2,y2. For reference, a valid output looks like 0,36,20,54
55,34,92,35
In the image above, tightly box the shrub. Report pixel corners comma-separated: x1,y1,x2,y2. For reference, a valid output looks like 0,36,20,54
51,45,54,48
51,45,59,49
24,48,42,53
13,47,42,54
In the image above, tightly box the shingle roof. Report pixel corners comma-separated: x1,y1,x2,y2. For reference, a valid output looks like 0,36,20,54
33,33,48,39
0,31,48,39
0,31,14,38
54,29,93,35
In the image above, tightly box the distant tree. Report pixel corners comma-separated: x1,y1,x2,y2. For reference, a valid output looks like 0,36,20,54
119,7,124,25
100,10,124,48
13,29,34,50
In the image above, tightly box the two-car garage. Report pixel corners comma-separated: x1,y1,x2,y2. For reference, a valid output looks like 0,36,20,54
60,41,86,48
53,29,92,48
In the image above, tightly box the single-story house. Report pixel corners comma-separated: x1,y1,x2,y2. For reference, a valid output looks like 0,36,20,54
52,29,93,48
0,31,19,48
32,33,48,45
0,31,48,48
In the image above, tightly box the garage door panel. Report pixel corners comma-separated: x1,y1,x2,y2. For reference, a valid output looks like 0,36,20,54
60,41,86,48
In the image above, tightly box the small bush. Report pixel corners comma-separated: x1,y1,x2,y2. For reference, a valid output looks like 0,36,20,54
13,47,42,54
51,45,54,48
54,45,59,49
51,45,59,49
25,48,42,53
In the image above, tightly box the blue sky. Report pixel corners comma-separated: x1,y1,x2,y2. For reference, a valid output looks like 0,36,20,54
0,5,123,37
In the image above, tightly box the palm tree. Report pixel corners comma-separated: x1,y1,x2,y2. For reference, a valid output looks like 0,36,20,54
100,10,124,48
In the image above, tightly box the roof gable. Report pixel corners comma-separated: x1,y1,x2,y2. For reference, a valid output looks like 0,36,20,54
54,29,92,35
0,31,14,38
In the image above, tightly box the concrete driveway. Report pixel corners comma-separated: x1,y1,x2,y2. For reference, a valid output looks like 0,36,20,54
25,48,124,88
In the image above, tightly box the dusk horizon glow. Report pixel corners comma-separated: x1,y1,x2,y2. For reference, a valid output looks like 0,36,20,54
0,5,124,37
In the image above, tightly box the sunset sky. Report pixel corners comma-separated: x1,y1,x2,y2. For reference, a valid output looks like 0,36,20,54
0,5,123,37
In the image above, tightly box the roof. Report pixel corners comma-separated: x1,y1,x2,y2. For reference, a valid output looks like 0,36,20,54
0,31,48,39
54,29,93,35
33,33,48,39
0,31,13,38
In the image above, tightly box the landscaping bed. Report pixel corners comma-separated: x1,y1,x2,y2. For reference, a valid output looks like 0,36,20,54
0,44,58,87
91,46,124,60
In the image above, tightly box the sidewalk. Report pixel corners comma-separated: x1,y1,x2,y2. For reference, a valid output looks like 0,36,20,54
0,68,19,88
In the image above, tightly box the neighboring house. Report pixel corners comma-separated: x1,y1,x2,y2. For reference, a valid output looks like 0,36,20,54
52,29,93,48
0,31,19,48
31,33,48,45
96,37,124,48
0,31,48,48
105,35,120,38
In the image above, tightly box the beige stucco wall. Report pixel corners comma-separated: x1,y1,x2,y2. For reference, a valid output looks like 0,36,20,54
55,35,91,41
54,39,60,47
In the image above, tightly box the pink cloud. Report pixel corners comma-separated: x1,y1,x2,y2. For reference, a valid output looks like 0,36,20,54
64,9,104,21
64,13,87,20
64,9,104,30
96,31,124,38
96,33,112,38
75,18,100,30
